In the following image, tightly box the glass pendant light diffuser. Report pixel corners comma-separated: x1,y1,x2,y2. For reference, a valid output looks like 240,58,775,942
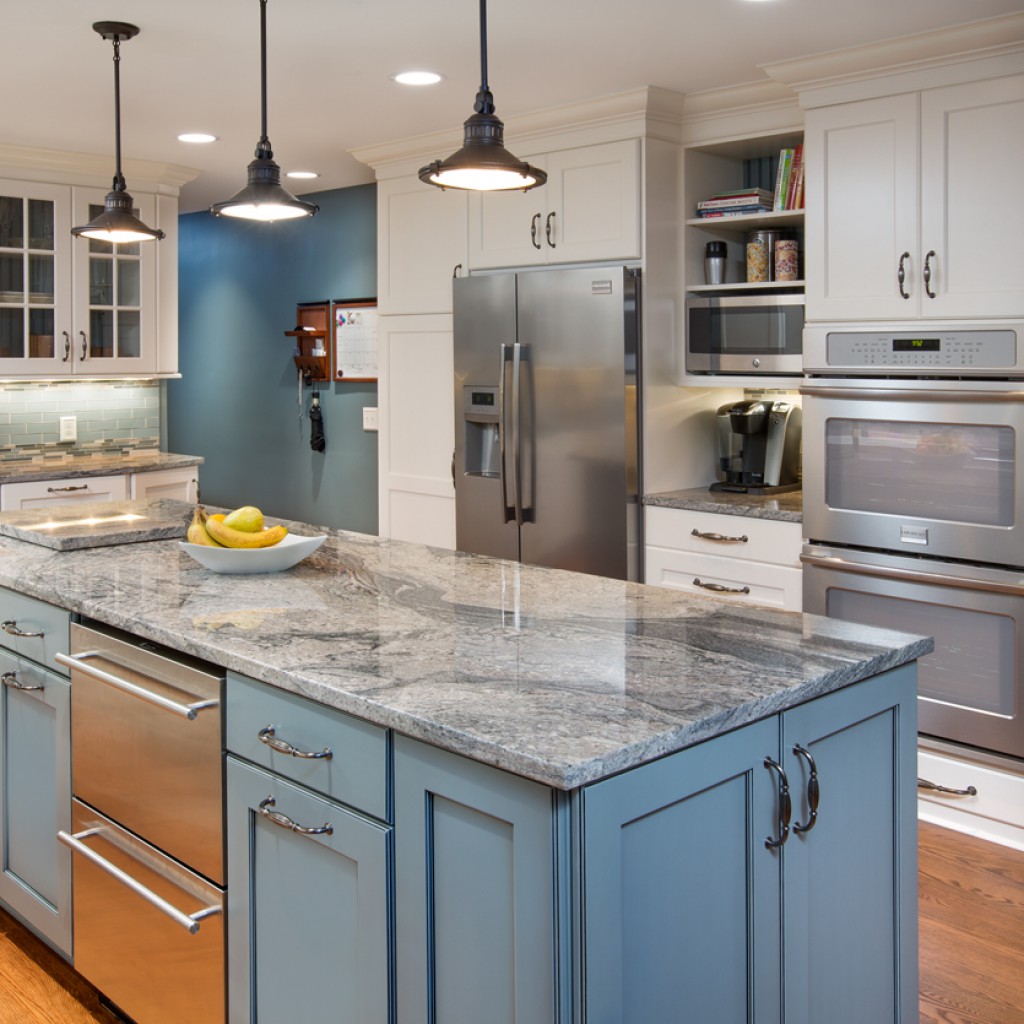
71,22,164,243
419,0,546,192
211,0,318,221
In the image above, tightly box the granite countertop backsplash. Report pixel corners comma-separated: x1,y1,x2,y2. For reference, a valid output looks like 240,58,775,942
644,487,803,523
0,499,926,790
0,451,203,486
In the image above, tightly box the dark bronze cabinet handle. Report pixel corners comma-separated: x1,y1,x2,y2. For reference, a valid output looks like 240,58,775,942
691,529,748,544
62,330,71,361
764,757,791,848
530,213,542,249
792,744,820,834
897,251,911,299
923,249,937,299
80,330,88,360
258,796,333,837
693,578,750,595
2,671,44,692
47,484,88,493
452,263,462,279
918,777,977,797
545,211,556,248
2,620,44,638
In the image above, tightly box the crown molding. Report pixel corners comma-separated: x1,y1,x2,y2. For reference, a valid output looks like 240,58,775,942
761,12,1024,93
0,143,200,193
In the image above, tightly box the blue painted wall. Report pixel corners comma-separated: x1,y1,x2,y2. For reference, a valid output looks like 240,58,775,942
166,183,378,534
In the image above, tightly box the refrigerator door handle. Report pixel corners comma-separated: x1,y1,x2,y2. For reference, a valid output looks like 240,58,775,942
511,342,526,526
498,344,516,523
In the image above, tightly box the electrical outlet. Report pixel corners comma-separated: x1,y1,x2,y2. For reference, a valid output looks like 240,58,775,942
362,407,379,432
59,416,77,442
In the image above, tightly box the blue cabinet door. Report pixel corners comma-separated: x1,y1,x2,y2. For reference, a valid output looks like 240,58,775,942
0,650,72,958
394,735,566,1024
226,757,391,1024
581,716,783,1024
781,665,918,1024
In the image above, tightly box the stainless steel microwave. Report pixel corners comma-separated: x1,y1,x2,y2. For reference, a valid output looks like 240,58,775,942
686,293,804,375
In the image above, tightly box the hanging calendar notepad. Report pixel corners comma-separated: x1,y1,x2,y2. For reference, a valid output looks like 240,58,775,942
333,300,378,381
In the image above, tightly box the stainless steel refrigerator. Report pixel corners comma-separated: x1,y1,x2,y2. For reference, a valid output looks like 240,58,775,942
453,265,642,580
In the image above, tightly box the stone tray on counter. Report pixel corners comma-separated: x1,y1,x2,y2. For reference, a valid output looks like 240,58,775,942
0,498,189,550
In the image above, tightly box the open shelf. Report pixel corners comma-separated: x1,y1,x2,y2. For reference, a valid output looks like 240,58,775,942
688,280,805,294
686,209,804,232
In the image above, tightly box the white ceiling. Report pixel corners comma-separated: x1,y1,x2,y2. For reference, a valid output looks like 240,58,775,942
6,1,1022,212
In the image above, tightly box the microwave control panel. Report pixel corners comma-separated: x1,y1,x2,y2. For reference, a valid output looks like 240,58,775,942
825,329,1017,369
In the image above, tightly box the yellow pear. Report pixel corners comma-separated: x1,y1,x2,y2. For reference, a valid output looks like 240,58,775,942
223,506,264,532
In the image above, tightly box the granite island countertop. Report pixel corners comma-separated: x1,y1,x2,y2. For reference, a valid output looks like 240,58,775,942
645,487,803,523
0,500,927,790
0,451,203,486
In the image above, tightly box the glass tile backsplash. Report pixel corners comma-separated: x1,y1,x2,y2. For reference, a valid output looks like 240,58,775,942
0,380,160,461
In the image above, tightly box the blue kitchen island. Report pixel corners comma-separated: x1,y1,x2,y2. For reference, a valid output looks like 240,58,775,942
0,501,931,1024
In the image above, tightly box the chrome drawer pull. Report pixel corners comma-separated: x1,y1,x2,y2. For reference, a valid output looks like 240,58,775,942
2,671,44,692
54,651,219,721
918,777,977,797
258,796,333,837
46,484,89,493
2,619,44,639
258,726,333,760
792,744,820,834
691,529,748,544
57,828,221,935
693,578,750,595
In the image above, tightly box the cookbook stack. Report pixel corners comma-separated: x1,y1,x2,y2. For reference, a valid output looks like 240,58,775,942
695,187,774,219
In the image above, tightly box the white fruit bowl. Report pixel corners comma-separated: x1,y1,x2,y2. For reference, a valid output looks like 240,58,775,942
178,533,326,574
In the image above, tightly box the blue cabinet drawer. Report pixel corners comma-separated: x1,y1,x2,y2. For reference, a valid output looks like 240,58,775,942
0,588,70,675
226,673,389,822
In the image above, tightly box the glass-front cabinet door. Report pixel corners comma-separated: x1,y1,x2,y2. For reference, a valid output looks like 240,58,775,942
0,179,72,376
71,188,158,374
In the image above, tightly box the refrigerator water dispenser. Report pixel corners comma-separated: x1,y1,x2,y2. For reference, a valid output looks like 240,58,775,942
463,386,501,478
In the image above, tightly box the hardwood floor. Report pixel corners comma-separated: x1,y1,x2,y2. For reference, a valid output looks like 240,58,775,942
0,822,1021,1023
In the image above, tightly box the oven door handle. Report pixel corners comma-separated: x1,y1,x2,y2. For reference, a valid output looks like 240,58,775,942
800,385,1024,403
54,651,219,720
57,828,221,935
800,551,1024,596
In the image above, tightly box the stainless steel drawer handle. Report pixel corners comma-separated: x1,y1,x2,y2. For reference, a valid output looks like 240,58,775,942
46,484,89,493
2,620,44,638
918,777,977,797
692,578,750,595
258,796,333,837
54,651,219,721
57,828,221,935
691,529,748,544
258,726,333,760
2,670,44,692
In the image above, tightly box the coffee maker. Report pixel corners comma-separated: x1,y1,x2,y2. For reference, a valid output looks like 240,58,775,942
711,399,801,494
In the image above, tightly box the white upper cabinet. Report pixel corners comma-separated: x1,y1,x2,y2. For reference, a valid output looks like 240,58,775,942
377,176,468,315
0,174,178,377
805,72,1024,321
467,139,641,269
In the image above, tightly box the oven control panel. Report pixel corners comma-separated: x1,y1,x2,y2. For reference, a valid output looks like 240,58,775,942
825,330,1017,370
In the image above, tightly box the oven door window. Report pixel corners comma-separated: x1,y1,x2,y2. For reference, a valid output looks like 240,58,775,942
690,304,803,356
825,418,1015,526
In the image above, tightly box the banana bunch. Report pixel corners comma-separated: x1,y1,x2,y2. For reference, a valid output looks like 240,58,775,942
187,505,288,549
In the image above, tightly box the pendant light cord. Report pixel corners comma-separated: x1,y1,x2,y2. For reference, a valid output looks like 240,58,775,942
256,0,273,160
111,34,126,192
474,0,495,115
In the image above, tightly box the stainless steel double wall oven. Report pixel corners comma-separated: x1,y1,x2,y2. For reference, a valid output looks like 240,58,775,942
801,322,1024,761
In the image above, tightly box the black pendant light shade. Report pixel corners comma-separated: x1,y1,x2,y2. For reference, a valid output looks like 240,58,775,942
211,0,318,221
71,22,164,243
419,0,546,192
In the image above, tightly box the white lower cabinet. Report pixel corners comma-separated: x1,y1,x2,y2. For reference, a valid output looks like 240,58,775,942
645,505,803,610
0,473,127,511
130,466,199,502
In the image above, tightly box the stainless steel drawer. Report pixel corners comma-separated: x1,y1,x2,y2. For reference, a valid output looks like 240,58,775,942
61,800,224,1024
0,587,70,675
226,672,389,822
59,623,225,884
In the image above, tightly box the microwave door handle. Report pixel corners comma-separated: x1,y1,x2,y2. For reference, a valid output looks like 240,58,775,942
54,651,219,720
498,345,515,523
57,828,221,935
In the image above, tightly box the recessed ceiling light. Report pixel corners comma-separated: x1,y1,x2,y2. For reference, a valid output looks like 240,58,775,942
286,171,320,180
392,70,443,86
177,132,218,144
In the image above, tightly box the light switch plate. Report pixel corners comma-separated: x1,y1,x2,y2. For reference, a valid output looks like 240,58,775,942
59,416,77,442
362,407,379,432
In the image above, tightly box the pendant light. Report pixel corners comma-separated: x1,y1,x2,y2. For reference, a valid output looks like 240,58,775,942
419,0,546,192
71,23,164,244
211,0,318,221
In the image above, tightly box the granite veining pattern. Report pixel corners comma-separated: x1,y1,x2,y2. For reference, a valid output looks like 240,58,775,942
0,452,203,486
644,487,803,522
0,500,928,789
